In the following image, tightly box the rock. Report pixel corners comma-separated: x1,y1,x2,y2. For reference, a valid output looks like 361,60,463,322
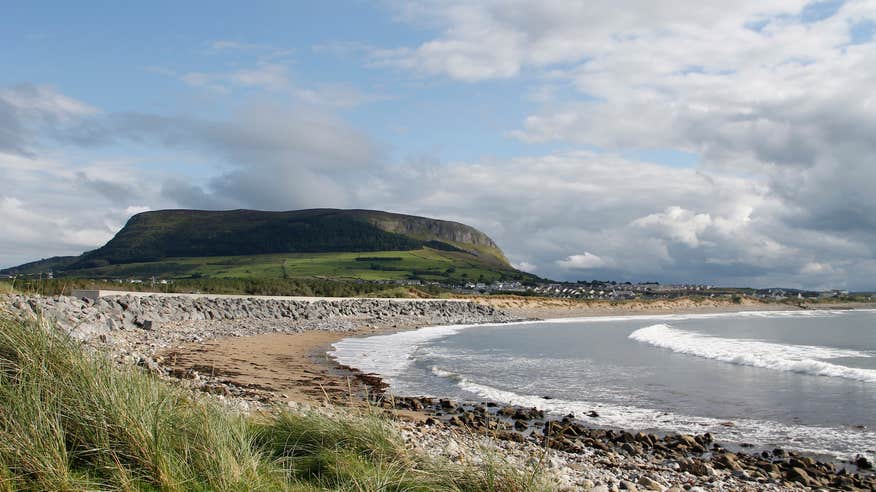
587,486,610,492
731,469,752,481
637,475,665,491
855,454,873,470
619,480,638,491
439,398,458,410
713,452,742,471
787,467,812,487
679,460,714,477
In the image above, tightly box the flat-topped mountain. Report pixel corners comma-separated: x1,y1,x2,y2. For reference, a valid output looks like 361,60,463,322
4,209,527,283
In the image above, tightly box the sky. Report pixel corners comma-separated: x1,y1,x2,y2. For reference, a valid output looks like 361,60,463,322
2,1,876,289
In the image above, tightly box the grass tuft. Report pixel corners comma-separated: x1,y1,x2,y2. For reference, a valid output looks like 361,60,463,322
0,313,551,491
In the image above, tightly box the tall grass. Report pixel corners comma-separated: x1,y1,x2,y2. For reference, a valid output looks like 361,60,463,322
0,313,551,491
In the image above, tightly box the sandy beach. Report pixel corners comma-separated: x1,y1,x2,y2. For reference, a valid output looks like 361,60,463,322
153,296,876,490
7,292,876,489
158,296,851,408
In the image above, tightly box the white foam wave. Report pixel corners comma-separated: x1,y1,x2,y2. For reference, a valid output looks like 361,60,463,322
329,309,873,379
629,324,876,383
330,309,876,460
450,376,876,462
329,321,509,383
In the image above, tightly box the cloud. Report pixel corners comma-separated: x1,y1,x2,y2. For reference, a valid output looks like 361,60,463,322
632,207,714,248
180,63,290,92
364,0,876,289
557,253,609,270
0,191,130,267
355,149,875,289
295,84,390,109
4,0,876,296
375,1,808,81
0,84,98,155
511,260,537,272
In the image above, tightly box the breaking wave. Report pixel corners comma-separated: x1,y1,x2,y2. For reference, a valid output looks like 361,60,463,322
429,369,876,461
629,324,876,383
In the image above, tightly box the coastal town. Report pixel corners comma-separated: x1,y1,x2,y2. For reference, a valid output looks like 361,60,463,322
3,270,865,303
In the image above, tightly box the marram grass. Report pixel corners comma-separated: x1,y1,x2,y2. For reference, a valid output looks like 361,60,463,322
0,313,551,491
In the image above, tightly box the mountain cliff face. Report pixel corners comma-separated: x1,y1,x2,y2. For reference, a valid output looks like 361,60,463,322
65,209,510,269
359,211,498,249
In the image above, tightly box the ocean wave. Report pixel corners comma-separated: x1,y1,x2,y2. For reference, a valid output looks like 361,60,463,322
446,376,876,462
329,321,510,381
332,310,876,461
629,324,876,383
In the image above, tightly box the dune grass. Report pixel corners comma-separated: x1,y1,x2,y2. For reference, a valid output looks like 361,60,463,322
0,313,551,491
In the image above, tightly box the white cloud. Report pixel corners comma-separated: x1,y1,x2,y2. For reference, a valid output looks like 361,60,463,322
376,0,807,81
3,0,876,295
632,207,714,248
295,84,389,108
0,84,98,118
0,84,99,154
557,253,609,270
181,63,290,92
365,0,876,288
511,260,538,272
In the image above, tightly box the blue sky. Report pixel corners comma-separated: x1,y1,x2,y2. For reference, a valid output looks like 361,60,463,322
2,2,560,164
2,1,876,289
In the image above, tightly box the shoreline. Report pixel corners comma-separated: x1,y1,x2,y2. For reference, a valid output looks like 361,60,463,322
159,298,876,490
6,293,875,489
158,298,830,407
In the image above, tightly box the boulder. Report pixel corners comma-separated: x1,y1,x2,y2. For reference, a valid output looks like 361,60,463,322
637,475,665,491
787,467,812,487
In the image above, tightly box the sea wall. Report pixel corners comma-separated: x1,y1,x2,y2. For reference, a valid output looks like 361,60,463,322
2,294,513,364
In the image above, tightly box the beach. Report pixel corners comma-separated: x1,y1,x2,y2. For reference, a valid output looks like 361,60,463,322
157,296,817,407
4,293,875,490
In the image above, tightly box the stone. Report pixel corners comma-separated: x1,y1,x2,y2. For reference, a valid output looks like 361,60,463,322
619,480,638,491
680,460,714,477
787,467,812,487
622,442,638,455
713,452,742,471
637,475,665,490
855,454,873,470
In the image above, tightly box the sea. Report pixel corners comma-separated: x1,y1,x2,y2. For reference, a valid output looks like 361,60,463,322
330,309,876,462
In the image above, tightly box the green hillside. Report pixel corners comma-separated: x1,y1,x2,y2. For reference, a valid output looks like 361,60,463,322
3,209,531,283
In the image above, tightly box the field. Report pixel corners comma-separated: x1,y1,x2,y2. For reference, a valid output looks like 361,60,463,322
41,247,532,284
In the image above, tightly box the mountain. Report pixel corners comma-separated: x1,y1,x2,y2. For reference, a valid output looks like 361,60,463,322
3,209,528,283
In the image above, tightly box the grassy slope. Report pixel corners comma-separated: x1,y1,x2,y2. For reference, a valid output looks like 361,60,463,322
52,248,534,284
2,209,528,284
0,314,550,491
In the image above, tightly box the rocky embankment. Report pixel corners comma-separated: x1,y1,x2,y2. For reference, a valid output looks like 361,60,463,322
2,293,513,365
391,397,876,491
